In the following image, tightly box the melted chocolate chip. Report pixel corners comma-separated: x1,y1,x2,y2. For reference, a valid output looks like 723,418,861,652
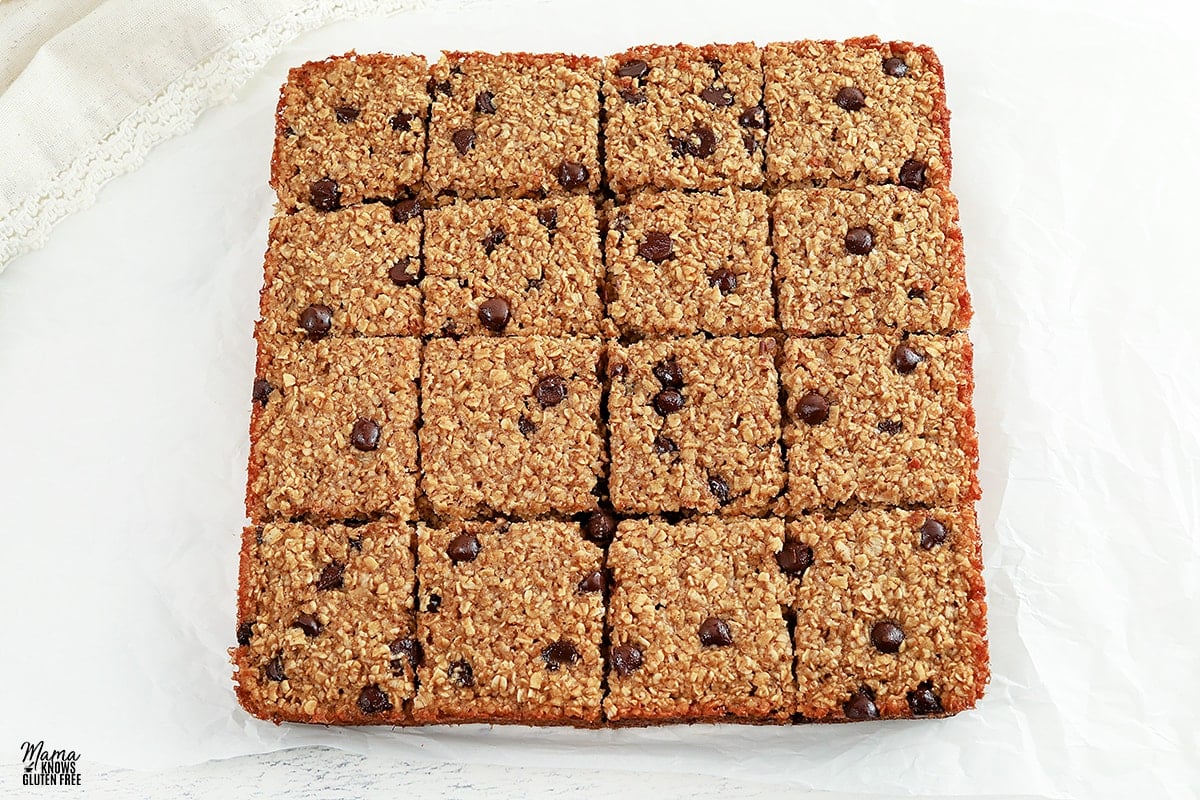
389,260,419,286
920,517,948,549
390,111,416,131
617,59,649,78
426,593,442,612
578,570,606,593
893,343,923,374
541,640,580,671
475,90,496,114
871,620,905,653
883,56,910,78
653,434,678,456
428,78,452,96
700,86,733,106
236,621,254,646
652,358,684,389
709,267,737,295
389,636,425,672
357,684,393,714
638,231,673,263
518,414,536,436
265,654,285,682
698,616,733,646
557,161,589,190
776,541,814,578
334,106,360,124
534,374,567,408
298,303,333,340
608,360,628,379
316,561,345,591
844,687,879,719
845,226,874,255
481,227,506,255
796,391,830,425
878,419,903,435
537,207,558,230
582,510,617,546
653,388,685,416
835,86,866,111
252,379,273,407
907,287,926,300
452,128,476,154
907,681,943,715
708,475,731,505
690,125,717,158
621,90,646,104
350,418,381,451
293,613,322,637
447,532,481,564
739,106,767,129
899,159,927,191
448,659,475,687
392,197,422,223
309,178,341,211
478,296,511,332
611,643,643,676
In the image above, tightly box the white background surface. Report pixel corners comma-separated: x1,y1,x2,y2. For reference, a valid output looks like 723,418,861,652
2,1,1198,797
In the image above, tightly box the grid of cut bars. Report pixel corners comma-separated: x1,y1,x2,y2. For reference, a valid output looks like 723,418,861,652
234,38,987,728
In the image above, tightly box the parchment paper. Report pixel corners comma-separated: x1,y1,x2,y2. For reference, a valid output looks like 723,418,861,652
1,1,1197,797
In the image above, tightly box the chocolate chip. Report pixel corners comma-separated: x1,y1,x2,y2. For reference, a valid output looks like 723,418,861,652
883,56,910,78
878,419,903,435
611,643,643,676
700,86,733,106
653,435,678,456
578,570,606,593
845,227,874,255
776,541,814,578
452,128,476,154
426,593,441,612
844,687,879,720
252,378,273,407
582,510,617,546
392,197,422,223
475,90,496,114
518,414,536,436
796,391,830,425
893,343,923,374
541,640,580,671
706,58,724,74
608,360,628,379
742,132,757,155
653,388,685,416
652,358,684,389
907,287,926,300
708,475,730,505
298,303,332,340
621,90,646,104
265,654,285,682
871,620,905,653
709,268,737,295
389,260,418,286
428,78,452,96
920,517,948,549
537,207,558,230
335,105,359,124
638,231,673,263
236,621,254,646
899,159,927,190
557,161,589,190
447,532,481,563
316,561,345,591
390,111,416,131
698,617,733,647
478,296,511,332
690,125,717,158
347,418,380,451
293,613,322,637
907,681,943,715
835,86,866,111
389,637,424,672
448,659,475,687
357,684,393,714
481,227,506,254
739,106,767,129
617,59,649,78
532,374,567,408
309,178,341,211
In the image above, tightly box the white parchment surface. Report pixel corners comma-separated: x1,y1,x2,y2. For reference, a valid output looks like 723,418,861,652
1,1,1197,797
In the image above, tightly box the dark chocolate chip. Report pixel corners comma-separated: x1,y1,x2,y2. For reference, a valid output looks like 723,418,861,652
742,131,757,155
835,86,866,111
265,654,285,682
534,374,567,408
796,391,830,425
883,56,910,78
899,159,927,191
390,111,416,131
608,360,628,379
541,640,580,671
252,378,273,407
709,267,737,295
537,207,558,230
389,636,425,672
335,105,360,124
389,260,419,286
448,659,475,687
698,616,733,647
426,593,442,612
481,227,506,254
700,86,734,106
578,570,606,593
557,161,589,190
452,128,476,154
447,532,481,563
347,535,363,549
893,343,923,374
293,613,322,637
611,643,643,676
878,419,903,435
299,303,333,340
638,231,673,263
349,418,381,451
582,510,617,546
907,681,943,715
621,90,646,104
518,414,536,436
920,517,948,549
478,296,511,332
475,90,496,114
653,434,678,456
392,197,422,223
776,541,814,578
707,475,731,505
428,78,452,96
690,125,717,158
653,388,685,416
845,226,874,255
652,358,684,389
871,620,905,653
357,684,393,714
907,287,926,300
236,621,254,646
309,178,341,211
844,687,879,719
738,106,767,129
617,59,649,78
283,126,295,137
316,561,345,591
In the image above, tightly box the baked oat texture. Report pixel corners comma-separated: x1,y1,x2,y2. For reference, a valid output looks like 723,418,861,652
237,39,987,728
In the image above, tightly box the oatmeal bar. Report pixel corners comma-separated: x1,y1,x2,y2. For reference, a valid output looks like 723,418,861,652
420,337,605,519
603,43,765,196
272,53,429,212
422,196,605,337
605,189,774,336
424,52,602,200
247,338,420,522
412,520,606,724
607,337,784,515
763,38,951,191
780,334,979,512
772,186,969,335
233,520,416,724
787,506,988,720
603,517,794,723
